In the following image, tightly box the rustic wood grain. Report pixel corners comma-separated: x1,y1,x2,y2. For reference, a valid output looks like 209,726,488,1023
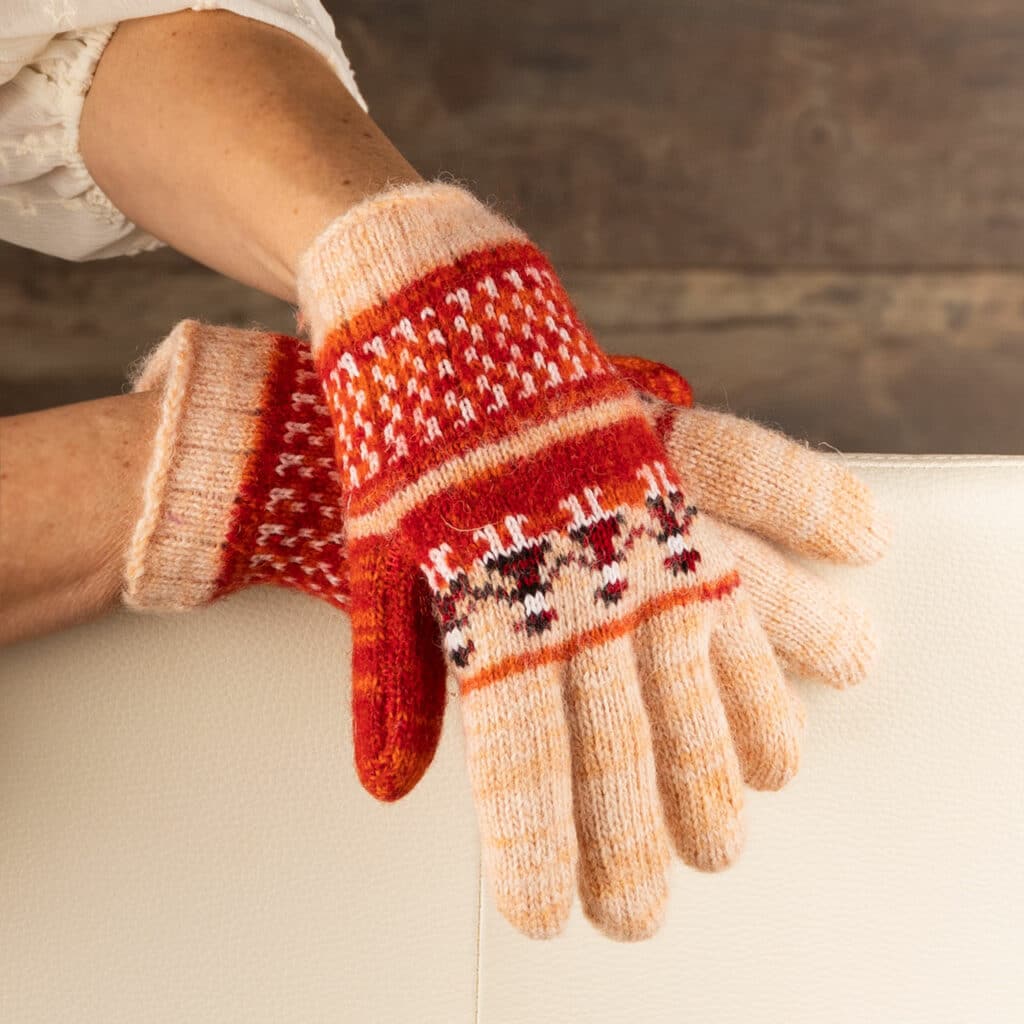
2,2,1022,453
331,0,1024,268
564,268,1024,453
0,245,294,405
3,240,1020,452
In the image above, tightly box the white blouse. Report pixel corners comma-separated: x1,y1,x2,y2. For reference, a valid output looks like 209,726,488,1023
0,2,366,260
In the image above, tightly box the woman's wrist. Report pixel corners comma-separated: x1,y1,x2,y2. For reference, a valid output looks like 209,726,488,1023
0,391,160,646
80,10,421,302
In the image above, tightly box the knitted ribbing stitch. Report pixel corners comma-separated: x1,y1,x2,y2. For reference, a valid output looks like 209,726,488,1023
296,183,807,940
126,322,347,608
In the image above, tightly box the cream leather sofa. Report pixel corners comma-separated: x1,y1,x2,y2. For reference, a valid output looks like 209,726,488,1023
2,455,1023,1023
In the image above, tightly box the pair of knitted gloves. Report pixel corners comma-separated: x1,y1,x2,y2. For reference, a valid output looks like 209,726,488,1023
125,183,888,941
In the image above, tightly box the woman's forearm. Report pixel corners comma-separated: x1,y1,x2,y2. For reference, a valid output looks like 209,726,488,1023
0,392,159,645
4,11,421,644
79,10,421,302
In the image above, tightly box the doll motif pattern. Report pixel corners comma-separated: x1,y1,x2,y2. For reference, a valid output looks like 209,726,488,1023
420,463,703,673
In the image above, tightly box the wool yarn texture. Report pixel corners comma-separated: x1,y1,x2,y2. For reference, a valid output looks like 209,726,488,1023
293,181,849,941
126,322,885,692
127,316,888,941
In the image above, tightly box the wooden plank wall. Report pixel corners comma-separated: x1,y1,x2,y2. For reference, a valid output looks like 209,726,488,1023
2,0,1022,451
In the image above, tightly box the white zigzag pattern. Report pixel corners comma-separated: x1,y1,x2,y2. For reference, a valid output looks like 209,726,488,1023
326,266,608,488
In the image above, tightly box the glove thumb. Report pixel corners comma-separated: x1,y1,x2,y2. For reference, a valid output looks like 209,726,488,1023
349,536,448,801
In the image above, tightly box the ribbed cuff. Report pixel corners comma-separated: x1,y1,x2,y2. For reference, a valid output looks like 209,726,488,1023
296,182,526,351
124,321,277,611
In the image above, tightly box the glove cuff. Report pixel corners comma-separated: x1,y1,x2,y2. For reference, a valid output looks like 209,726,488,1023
296,181,526,351
124,321,279,610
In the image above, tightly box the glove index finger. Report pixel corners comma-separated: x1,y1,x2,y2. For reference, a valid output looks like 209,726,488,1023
720,521,879,691
663,406,891,565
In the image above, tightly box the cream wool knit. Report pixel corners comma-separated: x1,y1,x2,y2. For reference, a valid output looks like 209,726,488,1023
290,182,886,939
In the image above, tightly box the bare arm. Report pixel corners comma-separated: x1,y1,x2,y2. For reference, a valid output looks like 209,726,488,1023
79,9,421,301
0,393,159,645
2,10,422,644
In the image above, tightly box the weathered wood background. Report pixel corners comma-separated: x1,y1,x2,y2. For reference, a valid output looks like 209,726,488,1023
2,0,1022,451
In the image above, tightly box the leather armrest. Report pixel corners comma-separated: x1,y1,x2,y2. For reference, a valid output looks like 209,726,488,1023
2,456,1022,1023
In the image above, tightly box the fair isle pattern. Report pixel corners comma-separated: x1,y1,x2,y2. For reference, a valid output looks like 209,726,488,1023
126,325,351,610
316,242,627,516
320,246,611,493
216,340,350,605
296,183,774,941
420,458,716,689
129,313,883,941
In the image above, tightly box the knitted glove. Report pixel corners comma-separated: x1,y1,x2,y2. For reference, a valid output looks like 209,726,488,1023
127,319,886,941
292,182,815,940
127,323,883,691
351,358,890,804
122,326,694,785
126,321,449,774
613,358,890,690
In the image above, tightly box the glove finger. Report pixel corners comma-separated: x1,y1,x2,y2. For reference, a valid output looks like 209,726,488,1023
565,637,671,942
461,663,577,940
349,538,448,802
634,604,746,872
609,354,694,409
710,589,805,792
721,521,878,690
662,406,890,565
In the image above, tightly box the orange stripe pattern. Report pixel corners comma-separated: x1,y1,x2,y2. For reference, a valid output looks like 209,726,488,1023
291,183,801,941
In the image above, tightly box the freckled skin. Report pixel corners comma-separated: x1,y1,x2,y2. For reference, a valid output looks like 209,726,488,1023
5,7,421,643
0,392,160,644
